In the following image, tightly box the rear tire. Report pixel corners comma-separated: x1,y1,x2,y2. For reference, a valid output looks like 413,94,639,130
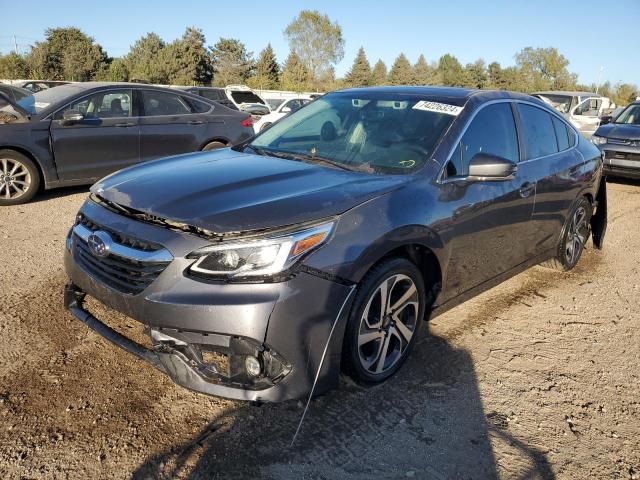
342,257,426,384
0,150,40,206
202,141,226,151
541,197,592,271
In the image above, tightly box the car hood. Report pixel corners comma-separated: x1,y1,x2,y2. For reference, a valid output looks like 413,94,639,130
92,149,410,234
595,123,640,141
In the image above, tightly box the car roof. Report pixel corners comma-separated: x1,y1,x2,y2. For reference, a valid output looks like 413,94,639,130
533,90,600,97
331,86,537,105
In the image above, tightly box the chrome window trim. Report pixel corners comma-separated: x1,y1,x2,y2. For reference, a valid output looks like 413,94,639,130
73,223,173,263
436,98,579,184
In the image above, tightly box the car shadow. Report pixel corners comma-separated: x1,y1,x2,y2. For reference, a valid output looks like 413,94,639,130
30,185,90,204
604,175,640,187
131,324,555,480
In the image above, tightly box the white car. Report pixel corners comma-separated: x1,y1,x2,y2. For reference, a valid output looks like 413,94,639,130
253,98,311,133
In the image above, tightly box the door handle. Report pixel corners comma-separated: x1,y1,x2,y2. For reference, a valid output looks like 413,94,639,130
519,182,535,198
114,122,135,127
188,120,204,125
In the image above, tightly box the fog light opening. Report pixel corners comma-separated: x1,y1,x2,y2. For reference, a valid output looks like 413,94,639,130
245,355,262,378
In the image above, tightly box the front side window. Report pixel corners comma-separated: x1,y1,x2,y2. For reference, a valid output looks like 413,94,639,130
614,104,640,125
517,104,559,159
249,92,457,175
53,89,132,120
446,102,519,177
142,91,191,116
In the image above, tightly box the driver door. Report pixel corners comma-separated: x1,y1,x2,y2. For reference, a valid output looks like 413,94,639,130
50,88,140,181
570,97,602,135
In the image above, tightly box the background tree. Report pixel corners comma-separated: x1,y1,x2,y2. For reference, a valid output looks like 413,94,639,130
248,44,280,90
462,59,488,89
280,52,309,91
371,59,388,86
0,53,28,79
344,47,372,87
515,47,577,91
437,54,463,87
125,33,166,83
611,83,638,106
210,38,254,87
284,10,344,87
161,27,212,85
388,53,415,85
100,58,129,82
25,27,108,80
414,54,438,85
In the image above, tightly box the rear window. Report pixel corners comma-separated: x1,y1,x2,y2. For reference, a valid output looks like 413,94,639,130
517,104,559,159
200,89,226,101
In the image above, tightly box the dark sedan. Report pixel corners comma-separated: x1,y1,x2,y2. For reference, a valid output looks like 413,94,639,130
0,82,254,205
63,87,607,402
592,101,640,179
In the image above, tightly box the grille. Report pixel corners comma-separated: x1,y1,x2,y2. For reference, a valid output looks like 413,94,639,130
607,151,640,162
73,216,171,295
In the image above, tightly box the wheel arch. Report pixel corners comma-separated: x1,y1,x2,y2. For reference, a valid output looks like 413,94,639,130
199,138,229,150
0,145,48,190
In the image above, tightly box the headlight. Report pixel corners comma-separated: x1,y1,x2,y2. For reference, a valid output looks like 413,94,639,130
591,135,607,145
188,221,335,279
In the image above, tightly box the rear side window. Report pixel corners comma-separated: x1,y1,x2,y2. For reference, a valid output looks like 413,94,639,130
447,102,519,177
187,97,213,113
200,89,225,101
517,104,559,159
142,91,191,116
551,116,572,151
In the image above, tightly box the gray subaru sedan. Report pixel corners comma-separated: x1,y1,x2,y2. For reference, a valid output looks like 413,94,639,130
64,87,607,402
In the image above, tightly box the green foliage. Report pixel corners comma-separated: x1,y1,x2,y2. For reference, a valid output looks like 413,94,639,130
388,53,415,85
161,27,213,85
281,52,309,92
371,59,388,86
515,47,577,91
462,59,488,89
437,54,463,87
0,53,28,79
210,38,254,87
284,10,344,86
25,27,108,81
125,33,166,83
104,58,129,82
345,47,372,87
610,83,638,106
248,44,280,90
414,54,439,86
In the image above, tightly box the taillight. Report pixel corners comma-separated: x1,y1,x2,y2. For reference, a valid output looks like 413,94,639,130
240,117,253,128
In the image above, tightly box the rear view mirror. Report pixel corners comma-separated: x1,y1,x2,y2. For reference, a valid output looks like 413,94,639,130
467,153,517,180
61,109,84,125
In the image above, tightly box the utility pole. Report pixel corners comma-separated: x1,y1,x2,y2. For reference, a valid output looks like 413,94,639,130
13,35,18,55
595,66,604,95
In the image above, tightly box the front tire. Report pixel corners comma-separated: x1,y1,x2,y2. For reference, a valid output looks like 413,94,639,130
0,150,40,206
542,197,592,271
342,257,426,384
202,141,226,151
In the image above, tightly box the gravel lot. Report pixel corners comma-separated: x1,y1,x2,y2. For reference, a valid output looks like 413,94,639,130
0,180,639,480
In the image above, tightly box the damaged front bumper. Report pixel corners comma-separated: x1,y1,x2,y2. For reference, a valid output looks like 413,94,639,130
63,199,355,402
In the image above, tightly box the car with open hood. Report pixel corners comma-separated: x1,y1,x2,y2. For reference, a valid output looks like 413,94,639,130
63,86,607,402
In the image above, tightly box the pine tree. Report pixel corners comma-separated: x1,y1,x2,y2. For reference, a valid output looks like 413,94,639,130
344,47,372,87
371,59,388,86
388,53,415,85
210,38,254,87
281,52,309,91
414,54,437,85
250,44,280,89
437,54,463,86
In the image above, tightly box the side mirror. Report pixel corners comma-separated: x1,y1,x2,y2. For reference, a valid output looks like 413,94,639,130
599,116,612,126
281,106,292,113
61,109,84,125
467,153,517,181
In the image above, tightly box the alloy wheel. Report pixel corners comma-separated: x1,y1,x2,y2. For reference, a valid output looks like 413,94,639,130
0,158,31,200
565,206,588,265
357,274,420,375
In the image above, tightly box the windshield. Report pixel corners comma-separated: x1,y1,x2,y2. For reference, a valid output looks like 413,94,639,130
614,104,640,125
230,91,265,105
15,84,86,115
249,92,457,175
267,99,284,110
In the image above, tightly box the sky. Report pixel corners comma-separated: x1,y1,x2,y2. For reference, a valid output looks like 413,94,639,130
1,0,638,86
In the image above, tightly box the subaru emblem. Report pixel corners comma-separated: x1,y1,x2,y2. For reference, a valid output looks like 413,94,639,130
87,231,112,258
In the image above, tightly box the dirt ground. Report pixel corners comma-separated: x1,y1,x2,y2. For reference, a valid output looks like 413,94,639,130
0,180,638,480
